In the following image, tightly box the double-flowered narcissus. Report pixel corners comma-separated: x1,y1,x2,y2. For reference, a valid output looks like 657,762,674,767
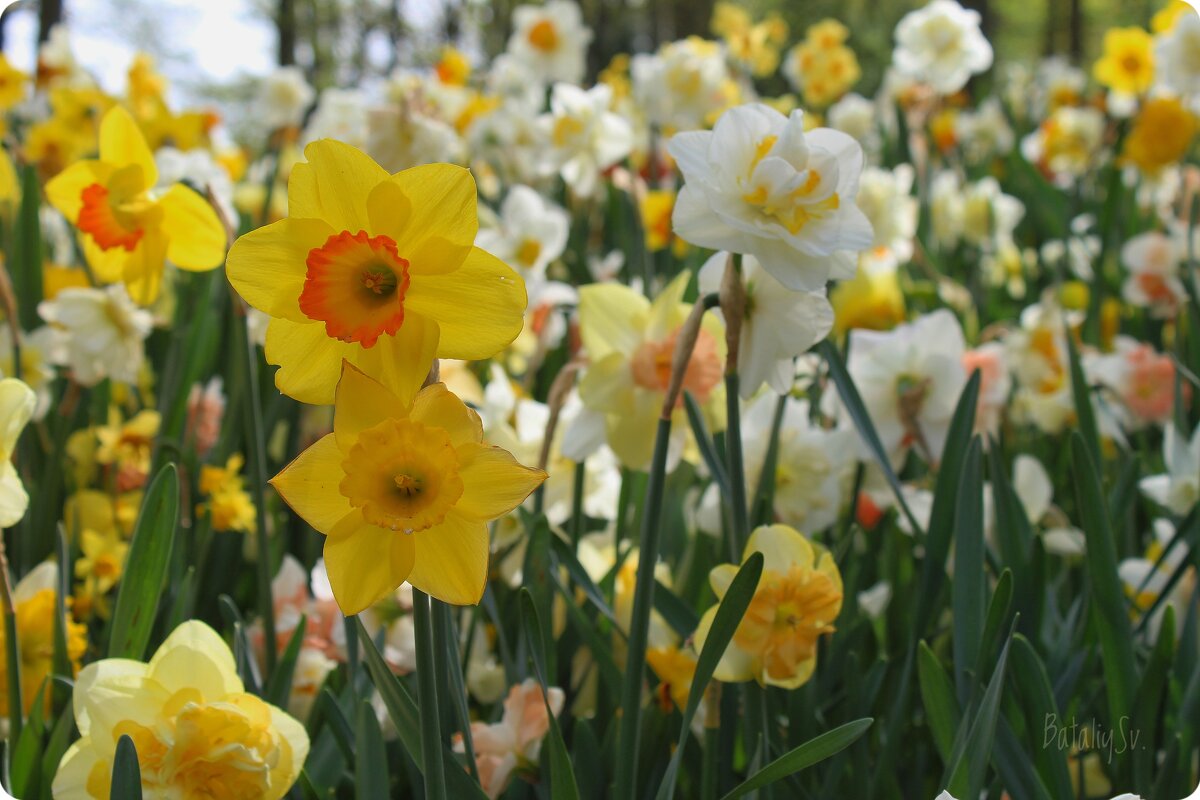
694,524,843,689
45,106,226,305
270,361,546,613
226,139,528,405
52,620,309,799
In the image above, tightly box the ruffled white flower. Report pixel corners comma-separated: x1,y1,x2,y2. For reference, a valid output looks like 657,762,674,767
1020,105,1105,187
0,379,35,528
467,98,548,188
38,285,153,387
1155,9,1200,111
303,88,369,149
830,309,967,466
507,0,592,85
539,83,633,197
856,165,918,262
1140,421,1200,515
1121,228,1192,318
698,252,833,397
367,104,464,172
954,97,1014,162
256,66,315,131
668,103,873,291
476,186,570,282
631,37,738,132
892,0,994,95
826,93,880,156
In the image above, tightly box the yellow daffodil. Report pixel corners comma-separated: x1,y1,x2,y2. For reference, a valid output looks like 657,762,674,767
640,190,676,253
1093,27,1155,96
270,361,545,613
0,378,36,528
1,563,87,716
647,644,698,711
45,106,226,304
0,55,26,110
197,454,257,534
94,408,160,493
435,46,472,85
1152,0,1193,33
1122,96,1196,174
52,620,309,799
226,140,527,405
694,525,843,689
577,273,725,470
75,527,129,596
831,256,906,336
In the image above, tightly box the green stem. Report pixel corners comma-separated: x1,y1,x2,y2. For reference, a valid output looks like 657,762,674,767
702,724,719,800
724,371,750,551
613,418,672,798
434,600,479,784
4,602,21,738
569,460,587,545
412,589,448,800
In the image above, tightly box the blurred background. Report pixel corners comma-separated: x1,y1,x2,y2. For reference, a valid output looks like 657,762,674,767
0,0,1170,120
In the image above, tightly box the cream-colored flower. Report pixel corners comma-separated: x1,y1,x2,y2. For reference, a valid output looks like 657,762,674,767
668,103,873,291
893,0,994,94
257,66,315,131
1140,421,1200,515
507,0,592,85
38,285,153,386
476,186,570,282
539,83,633,197
631,37,739,132
0,379,36,528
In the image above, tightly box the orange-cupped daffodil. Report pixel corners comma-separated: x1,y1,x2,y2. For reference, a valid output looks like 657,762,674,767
44,106,226,304
226,140,527,405
52,620,308,799
694,524,842,689
270,361,546,613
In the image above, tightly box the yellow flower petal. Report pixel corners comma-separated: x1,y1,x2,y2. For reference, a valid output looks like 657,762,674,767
289,139,387,233
264,317,357,405
368,163,479,265
745,524,815,572
454,442,546,520
405,247,526,360
708,563,739,600
693,605,756,682
148,619,243,701
578,352,636,415
323,515,416,615
0,462,29,529
121,228,170,305
44,160,112,223
72,658,155,744
646,272,693,341
267,707,310,797
270,433,353,534
98,106,157,188
226,217,332,323
578,282,649,360
409,382,483,447
350,314,440,407
158,184,227,271
333,361,404,450
0,377,36,456
405,510,488,605
81,234,126,284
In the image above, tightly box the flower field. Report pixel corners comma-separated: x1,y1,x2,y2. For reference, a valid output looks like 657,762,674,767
0,0,1197,797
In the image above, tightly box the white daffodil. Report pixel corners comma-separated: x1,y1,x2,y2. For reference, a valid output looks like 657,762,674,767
477,185,570,282
698,251,833,397
507,0,592,86
1155,9,1200,112
302,88,369,149
1020,105,1105,187
892,0,994,95
668,103,873,292
38,285,153,387
0,378,35,528
631,37,738,132
1121,228,1191,318
954,97,1015,163
0,325,64,421
831,309,967,467
1140,421,1200,515
1120,519,1196,642
256,65,315,131
826,93,880,157
540,83,633,198
856,165,919,263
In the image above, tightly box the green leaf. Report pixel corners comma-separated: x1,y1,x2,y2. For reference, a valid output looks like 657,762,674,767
945,621,1017,800
819,340,924,536
657,552,764,800
653,579,700,637
266,614,307,708
10,164,44,330
1069,434,1136,727
718,718,874,800
977,569,1013,677
1066,336,1101,469
355,700,390,797
355,618,488,800
952,437,985,704
111,734,144,799
519,589,581,800
917,641,959,764
684,391,733,504
108,464,180,660
1008,635,1073,800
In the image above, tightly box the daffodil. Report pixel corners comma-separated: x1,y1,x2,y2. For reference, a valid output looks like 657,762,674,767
52,620,309,799
506,0,592,85
197,454,257,534
1140,421,1200,515
270,361,546,613
44,106,227,304
577,273,726,470
694,525,842,689
1155,9,1200,111
1122,96,1196,174
0,379,36,528
226,140,527,405
0,55,26,110
38,284,153,387
892,0,993,95
1093,27,1155,96
1,563,87,716
75,527,129,596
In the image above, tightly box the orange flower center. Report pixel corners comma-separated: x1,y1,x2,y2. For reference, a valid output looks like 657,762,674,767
299,230,411,348
630,327,722,405
77,183,144,252
527,19,560,52
733,566,841,683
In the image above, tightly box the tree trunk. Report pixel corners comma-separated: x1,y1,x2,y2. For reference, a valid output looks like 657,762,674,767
278,0,296,66
38,0,63,43
1068,0,1084,62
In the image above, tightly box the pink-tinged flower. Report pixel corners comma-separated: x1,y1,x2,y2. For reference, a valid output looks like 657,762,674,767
1121,229,1191,318
453,679,565,799
1121,345,1184,424
961,342,1011,435
185,377,225,458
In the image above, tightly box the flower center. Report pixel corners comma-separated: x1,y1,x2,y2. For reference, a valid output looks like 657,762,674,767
339,418,463,533
734,566,841,682
741,136,840,236
630,327,722,405
515,238,543,269
527,19,560,52
77,183,144,252
299,230,411,348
